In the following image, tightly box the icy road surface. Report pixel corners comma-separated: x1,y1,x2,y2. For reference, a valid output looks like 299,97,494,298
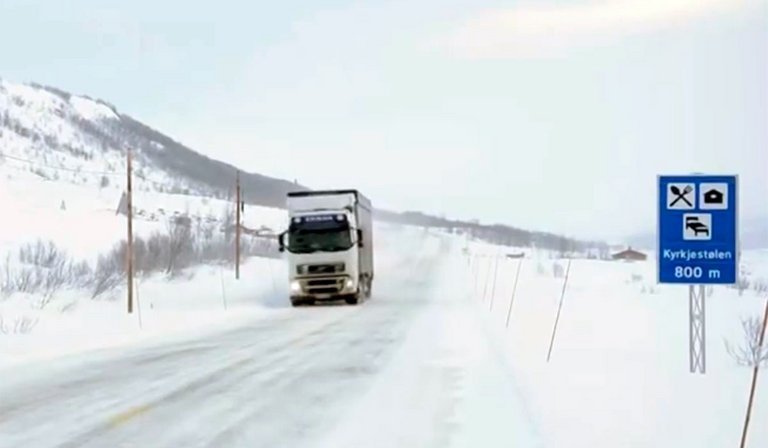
0,236,541,448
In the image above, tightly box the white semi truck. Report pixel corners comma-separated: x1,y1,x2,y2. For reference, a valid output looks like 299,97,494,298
278,190,374,306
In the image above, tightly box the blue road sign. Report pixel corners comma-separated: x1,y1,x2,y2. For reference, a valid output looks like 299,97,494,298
658,175,738,284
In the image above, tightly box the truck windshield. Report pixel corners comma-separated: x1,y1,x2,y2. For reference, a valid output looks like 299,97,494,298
287,229,353,254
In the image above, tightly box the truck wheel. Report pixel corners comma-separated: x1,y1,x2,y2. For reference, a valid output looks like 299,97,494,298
366,278,373,299
345,295,359,305
290,297,306,307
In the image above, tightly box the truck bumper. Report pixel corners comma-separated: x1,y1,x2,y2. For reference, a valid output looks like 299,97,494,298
290,275,357,301
291,292,357,303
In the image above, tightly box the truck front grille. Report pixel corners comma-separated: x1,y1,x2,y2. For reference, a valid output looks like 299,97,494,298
312,287,340,294
303,277,345,295
301,263,345,275
306,279,337,286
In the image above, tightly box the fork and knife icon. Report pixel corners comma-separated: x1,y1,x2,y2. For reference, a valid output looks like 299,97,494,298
670,185,693,207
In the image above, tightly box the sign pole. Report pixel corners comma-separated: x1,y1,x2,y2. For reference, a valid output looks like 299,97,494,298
658,174,736,375
689,285,706,374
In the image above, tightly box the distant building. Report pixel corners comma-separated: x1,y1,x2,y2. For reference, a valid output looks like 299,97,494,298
612,247,647,262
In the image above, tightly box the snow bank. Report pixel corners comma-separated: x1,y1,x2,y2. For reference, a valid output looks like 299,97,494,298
463,237,768,448
0,208,428,371
0,256,288,369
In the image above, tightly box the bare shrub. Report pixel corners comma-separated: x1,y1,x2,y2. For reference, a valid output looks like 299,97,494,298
241,236,280,260
19,240,66,268
753,279,768,296
0,315,39,335
725,315,768,368
166,217,193,275
143,233,168,274
1,252,17,298
729,277,751,296
0,217,282,302
221,209,235,243
1,240,90,306
91,242,125,300
641,284,657,295
70,260,92,288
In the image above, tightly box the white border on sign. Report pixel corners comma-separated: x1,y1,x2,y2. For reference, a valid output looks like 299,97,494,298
656,173,740,286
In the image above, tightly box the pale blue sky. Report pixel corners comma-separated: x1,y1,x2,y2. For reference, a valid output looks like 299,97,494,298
1,0,766,239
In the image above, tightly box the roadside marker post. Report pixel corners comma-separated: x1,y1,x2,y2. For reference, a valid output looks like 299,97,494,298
546,258,572,362
488,254,501,311
481,256,492,303
505,259,524,328
473,255,482,299
657,175,738,374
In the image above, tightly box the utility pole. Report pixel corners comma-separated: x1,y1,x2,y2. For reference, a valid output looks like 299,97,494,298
235,170,241,280
126,149,134,314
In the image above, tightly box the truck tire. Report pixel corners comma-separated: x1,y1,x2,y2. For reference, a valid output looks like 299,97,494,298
345,295,359,305
291,297,308,307
365,277,373,299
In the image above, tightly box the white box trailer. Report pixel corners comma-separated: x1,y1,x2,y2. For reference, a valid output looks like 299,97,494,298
279,190,374,306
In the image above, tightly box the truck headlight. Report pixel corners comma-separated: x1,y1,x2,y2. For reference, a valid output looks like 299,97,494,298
345,278,355,290
290,281,302,293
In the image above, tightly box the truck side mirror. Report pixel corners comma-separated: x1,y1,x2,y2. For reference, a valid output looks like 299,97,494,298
278,231,286,252
357,229,364,247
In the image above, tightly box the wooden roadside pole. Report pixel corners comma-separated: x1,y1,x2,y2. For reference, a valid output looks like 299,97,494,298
235,171,241,280
126,149,134,314
739,296,768,448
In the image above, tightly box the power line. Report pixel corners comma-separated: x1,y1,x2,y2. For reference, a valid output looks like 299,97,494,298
0,151,151,182
0,151,123,177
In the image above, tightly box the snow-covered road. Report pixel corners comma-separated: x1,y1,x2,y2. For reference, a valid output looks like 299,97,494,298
0,234,541,448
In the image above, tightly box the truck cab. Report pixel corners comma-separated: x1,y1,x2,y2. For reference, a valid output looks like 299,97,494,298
279,190,373,306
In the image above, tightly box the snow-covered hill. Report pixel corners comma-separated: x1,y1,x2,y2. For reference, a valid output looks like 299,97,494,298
0,78,604,252
0,78,300,206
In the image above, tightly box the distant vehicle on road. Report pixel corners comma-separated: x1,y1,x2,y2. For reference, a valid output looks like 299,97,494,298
279,190,374,307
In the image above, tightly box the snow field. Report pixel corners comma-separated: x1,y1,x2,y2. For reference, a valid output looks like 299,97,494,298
0,174,285,262
466,240,768,448
0,197,435,372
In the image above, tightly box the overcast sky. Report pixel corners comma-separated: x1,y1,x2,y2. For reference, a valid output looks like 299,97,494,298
0,0,766,240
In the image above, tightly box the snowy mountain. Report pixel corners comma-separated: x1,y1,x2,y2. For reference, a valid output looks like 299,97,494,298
0,78,601,251
0,78,301,207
